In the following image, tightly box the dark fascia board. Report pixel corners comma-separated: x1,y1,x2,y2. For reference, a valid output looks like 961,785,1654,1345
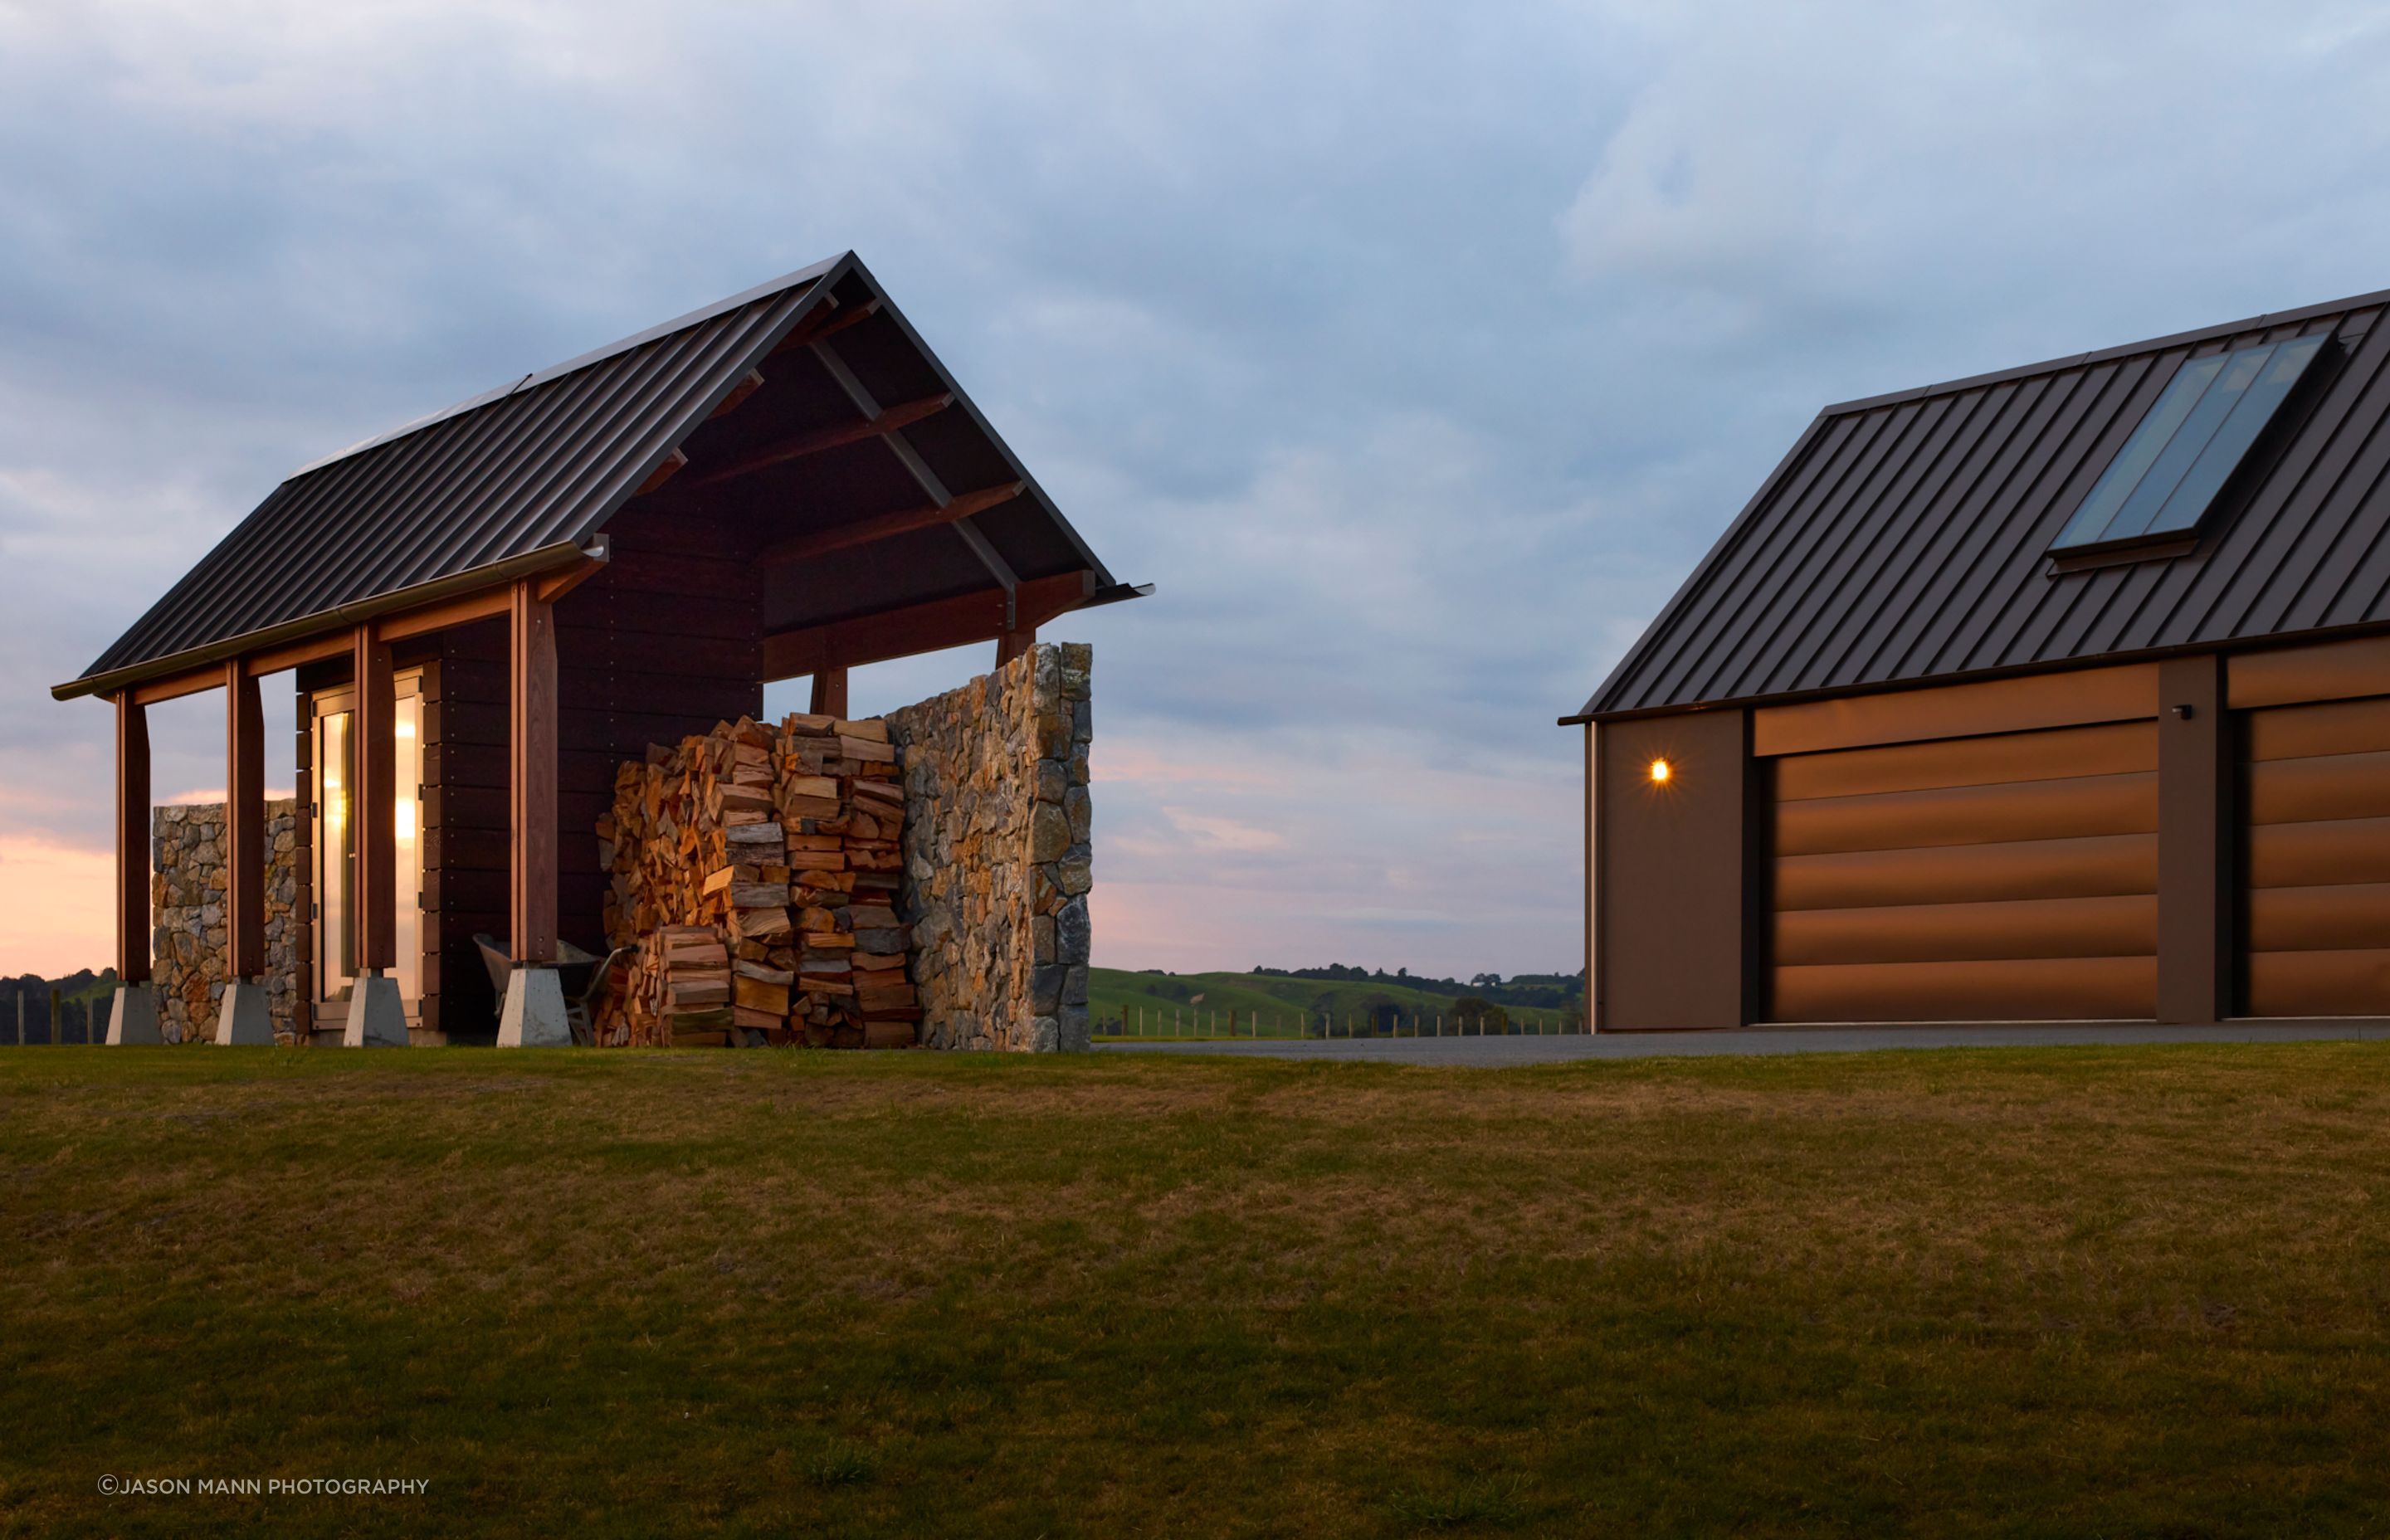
1559,413,1833,725
1569,617,2390,729
291,254,848,478
1817,282,2390,418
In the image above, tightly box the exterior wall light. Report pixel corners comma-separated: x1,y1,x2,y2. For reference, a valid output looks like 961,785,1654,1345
1649,758,1672,785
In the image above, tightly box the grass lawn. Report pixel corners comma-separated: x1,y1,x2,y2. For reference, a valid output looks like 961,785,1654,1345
3,1043,2388,1537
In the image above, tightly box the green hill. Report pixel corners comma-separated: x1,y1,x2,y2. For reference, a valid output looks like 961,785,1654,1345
1088,967,1582,1040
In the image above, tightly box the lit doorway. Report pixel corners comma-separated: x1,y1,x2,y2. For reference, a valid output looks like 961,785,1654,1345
311,673,425,1025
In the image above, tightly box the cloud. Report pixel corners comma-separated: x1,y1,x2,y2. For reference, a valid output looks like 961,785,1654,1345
1158,807,1285,853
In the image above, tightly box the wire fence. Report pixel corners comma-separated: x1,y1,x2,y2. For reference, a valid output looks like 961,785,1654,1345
0,987,101,1045
1098,1006,1588,1040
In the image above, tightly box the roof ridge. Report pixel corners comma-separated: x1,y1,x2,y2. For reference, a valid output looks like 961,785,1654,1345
1817,282,2390,419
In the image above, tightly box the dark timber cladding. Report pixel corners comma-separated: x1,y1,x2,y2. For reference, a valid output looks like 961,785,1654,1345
1575,282,2390,1028
59,251,1147,1045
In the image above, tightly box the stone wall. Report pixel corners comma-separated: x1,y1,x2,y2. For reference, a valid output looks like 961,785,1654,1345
885,642,1093,1051
151,801,300,1044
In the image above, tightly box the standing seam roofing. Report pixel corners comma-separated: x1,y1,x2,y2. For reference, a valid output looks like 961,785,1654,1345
77,282,817,685
1578,287,2390,720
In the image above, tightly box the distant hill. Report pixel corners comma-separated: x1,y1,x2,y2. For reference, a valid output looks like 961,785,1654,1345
1089,966,1583,1037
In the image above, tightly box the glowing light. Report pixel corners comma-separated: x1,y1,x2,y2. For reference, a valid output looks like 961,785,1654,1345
1649,758,1673,785
395,797,417,840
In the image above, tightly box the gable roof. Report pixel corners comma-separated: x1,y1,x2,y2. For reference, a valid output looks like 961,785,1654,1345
1574,284,2390,722
58,252,1129,699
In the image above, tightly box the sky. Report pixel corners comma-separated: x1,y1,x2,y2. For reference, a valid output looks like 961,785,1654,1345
5,0,2390,980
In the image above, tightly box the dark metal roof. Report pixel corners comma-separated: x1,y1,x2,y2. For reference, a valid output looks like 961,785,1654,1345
60,252,1130,698
1576,285,2390,723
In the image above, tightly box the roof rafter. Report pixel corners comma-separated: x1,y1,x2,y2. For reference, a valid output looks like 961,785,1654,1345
761,481,1026,566
682,392,955,491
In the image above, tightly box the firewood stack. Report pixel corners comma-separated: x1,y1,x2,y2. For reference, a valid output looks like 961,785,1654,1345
596,713,919,1048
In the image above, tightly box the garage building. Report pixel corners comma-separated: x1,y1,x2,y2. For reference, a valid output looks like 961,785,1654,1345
1570,286,2390,1028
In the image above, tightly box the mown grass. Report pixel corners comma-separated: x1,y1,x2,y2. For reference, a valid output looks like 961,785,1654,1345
2,1042,2388,1537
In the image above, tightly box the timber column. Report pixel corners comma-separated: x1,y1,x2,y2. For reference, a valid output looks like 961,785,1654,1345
105,692,163,1043
346,624,408,1046
215,662,275,1043
498,580,570,1045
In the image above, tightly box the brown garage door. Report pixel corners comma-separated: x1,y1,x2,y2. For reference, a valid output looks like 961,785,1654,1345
1769,720,2158,1022
2243,695,2390,1016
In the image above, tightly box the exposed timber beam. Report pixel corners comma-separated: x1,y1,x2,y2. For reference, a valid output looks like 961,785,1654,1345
683,393,955,490
241,631,354,680
804,336,1036,607
761,569,1095,680
130,670,232,707
761,481,1024,566
771,296,880,355
533,542,611,606
633,448,688,497
708,369,767,419
383,583,521,642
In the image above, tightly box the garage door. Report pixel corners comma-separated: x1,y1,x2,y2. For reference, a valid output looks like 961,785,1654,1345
1769,720,2158,1022
2242,695,2390,1016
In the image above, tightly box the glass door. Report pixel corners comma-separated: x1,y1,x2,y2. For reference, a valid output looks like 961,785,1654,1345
312,673,426,1021
393,693,422,1005
315,698,355,1014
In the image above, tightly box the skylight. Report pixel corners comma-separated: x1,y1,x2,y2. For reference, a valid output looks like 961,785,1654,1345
2051,334,2332,554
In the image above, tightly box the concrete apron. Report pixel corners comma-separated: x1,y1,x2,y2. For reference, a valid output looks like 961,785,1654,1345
498,967,573,1047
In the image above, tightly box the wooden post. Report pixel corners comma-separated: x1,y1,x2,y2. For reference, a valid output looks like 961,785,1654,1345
810,667,849,720
354,625,397,973
226,662,265,983
115,692,151,986
509,581,558,965
995,625,1035,669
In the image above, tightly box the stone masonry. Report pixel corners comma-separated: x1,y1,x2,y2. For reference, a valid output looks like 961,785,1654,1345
151,800,300,1044
885,642,1093,1051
